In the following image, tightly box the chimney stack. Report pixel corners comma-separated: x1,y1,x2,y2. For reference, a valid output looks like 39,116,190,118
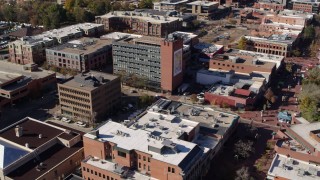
15,125,23,137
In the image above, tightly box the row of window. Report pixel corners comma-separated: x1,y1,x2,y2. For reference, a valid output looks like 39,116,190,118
212,62,245,69
59,87,90,97
60,98,91,109
60,92,90,103
83,167,118,180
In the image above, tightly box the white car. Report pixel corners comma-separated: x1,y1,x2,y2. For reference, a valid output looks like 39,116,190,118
76,121,87,127
61,117,71,123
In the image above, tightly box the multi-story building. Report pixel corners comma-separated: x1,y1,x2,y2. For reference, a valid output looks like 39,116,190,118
46,37,113,72
8,23,104,65
81,99,240,180
289,0,320,13
0,61,56,108
196,49,283,109
245,34,298,57
253,1,285,11
186,1,219,20
153,0,190,12
267,122,320,179
58,71,121,123
110,32,186,92
0,117,84,180
95,10,182,37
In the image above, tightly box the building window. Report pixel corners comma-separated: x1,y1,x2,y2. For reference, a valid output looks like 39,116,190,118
148,157,150,162
83,167,86,171
99,173,101,177
172,168,175,173
168,167,171,172
95,171,97,175
139,163,141,168
70,160,73,165
138,154,141,159
143,156,146,161
103,174,105,178
118,151,126,158
148,166,150,171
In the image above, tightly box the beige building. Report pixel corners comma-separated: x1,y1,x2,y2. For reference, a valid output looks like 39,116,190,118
186,1,219,20
58,71,121,123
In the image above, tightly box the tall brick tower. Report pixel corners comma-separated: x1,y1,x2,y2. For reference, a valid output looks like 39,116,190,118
160,35,184,93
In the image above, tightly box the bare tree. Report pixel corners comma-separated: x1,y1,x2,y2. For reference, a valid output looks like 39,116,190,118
235,167,251,180
234,140,255,159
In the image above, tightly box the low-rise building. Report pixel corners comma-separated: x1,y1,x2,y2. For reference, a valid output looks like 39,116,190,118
0,117,84,180
186,1,219,20
253,1,285,11
95,10,182,37
268,122,320,179
289,0,320,13
0,61,56,108
58,71,121,123
46,37,113,72
81,99,239,180
9,23,104,65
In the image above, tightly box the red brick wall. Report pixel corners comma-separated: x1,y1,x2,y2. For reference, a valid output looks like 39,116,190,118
160,39,184,92
81,161,121,180
83,137,106,159
150,159,182,180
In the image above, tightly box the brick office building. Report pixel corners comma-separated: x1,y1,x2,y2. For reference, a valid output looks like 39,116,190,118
58,71,121,123
111,32,187,93
95,10,182,37
153,0,189,12
0,117,84,180
0,61,56,108
9,23,104,65
81,99,240,180
289,0,320,13
46,37,113,72
253,2,285,11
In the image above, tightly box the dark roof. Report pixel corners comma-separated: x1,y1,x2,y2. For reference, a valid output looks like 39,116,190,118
0,118,63,149
7,142,83,180
8,27,43,38
58,132,78,140
178,145,203,171
64,174,84,180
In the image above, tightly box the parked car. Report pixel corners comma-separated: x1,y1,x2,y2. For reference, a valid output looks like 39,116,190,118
61,117,71,123
76,121,87,127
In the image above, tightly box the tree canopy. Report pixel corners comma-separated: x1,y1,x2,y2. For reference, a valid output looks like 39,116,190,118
237,37,248,50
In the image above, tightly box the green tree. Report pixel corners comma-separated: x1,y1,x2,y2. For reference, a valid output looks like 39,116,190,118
73,6,88,23
304,26,316,40
291,49,301,57
299,83,320,122
237,37,247,50
138,0,153,9
65,0,76,12
2,4,17,21
88,0,106,15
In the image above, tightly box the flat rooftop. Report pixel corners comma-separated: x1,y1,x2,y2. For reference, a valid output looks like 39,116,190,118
101,32,142,40
268,154,320,180
212,54,276,70
129,110,199,139
245,35,295,45
157,0,189,5
115,35,163,46
60,71,118,91
97,11,181,24
7,142,83,180
84,156,157,180
0,118,64,149
48,37,112,55
194,43,223,53
0,61,55,80
18,23,103,46
225,49,284,68
290,122,320,152
187,1,219,6
149,99,239,134
0,72,22,86
84,121,202,169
